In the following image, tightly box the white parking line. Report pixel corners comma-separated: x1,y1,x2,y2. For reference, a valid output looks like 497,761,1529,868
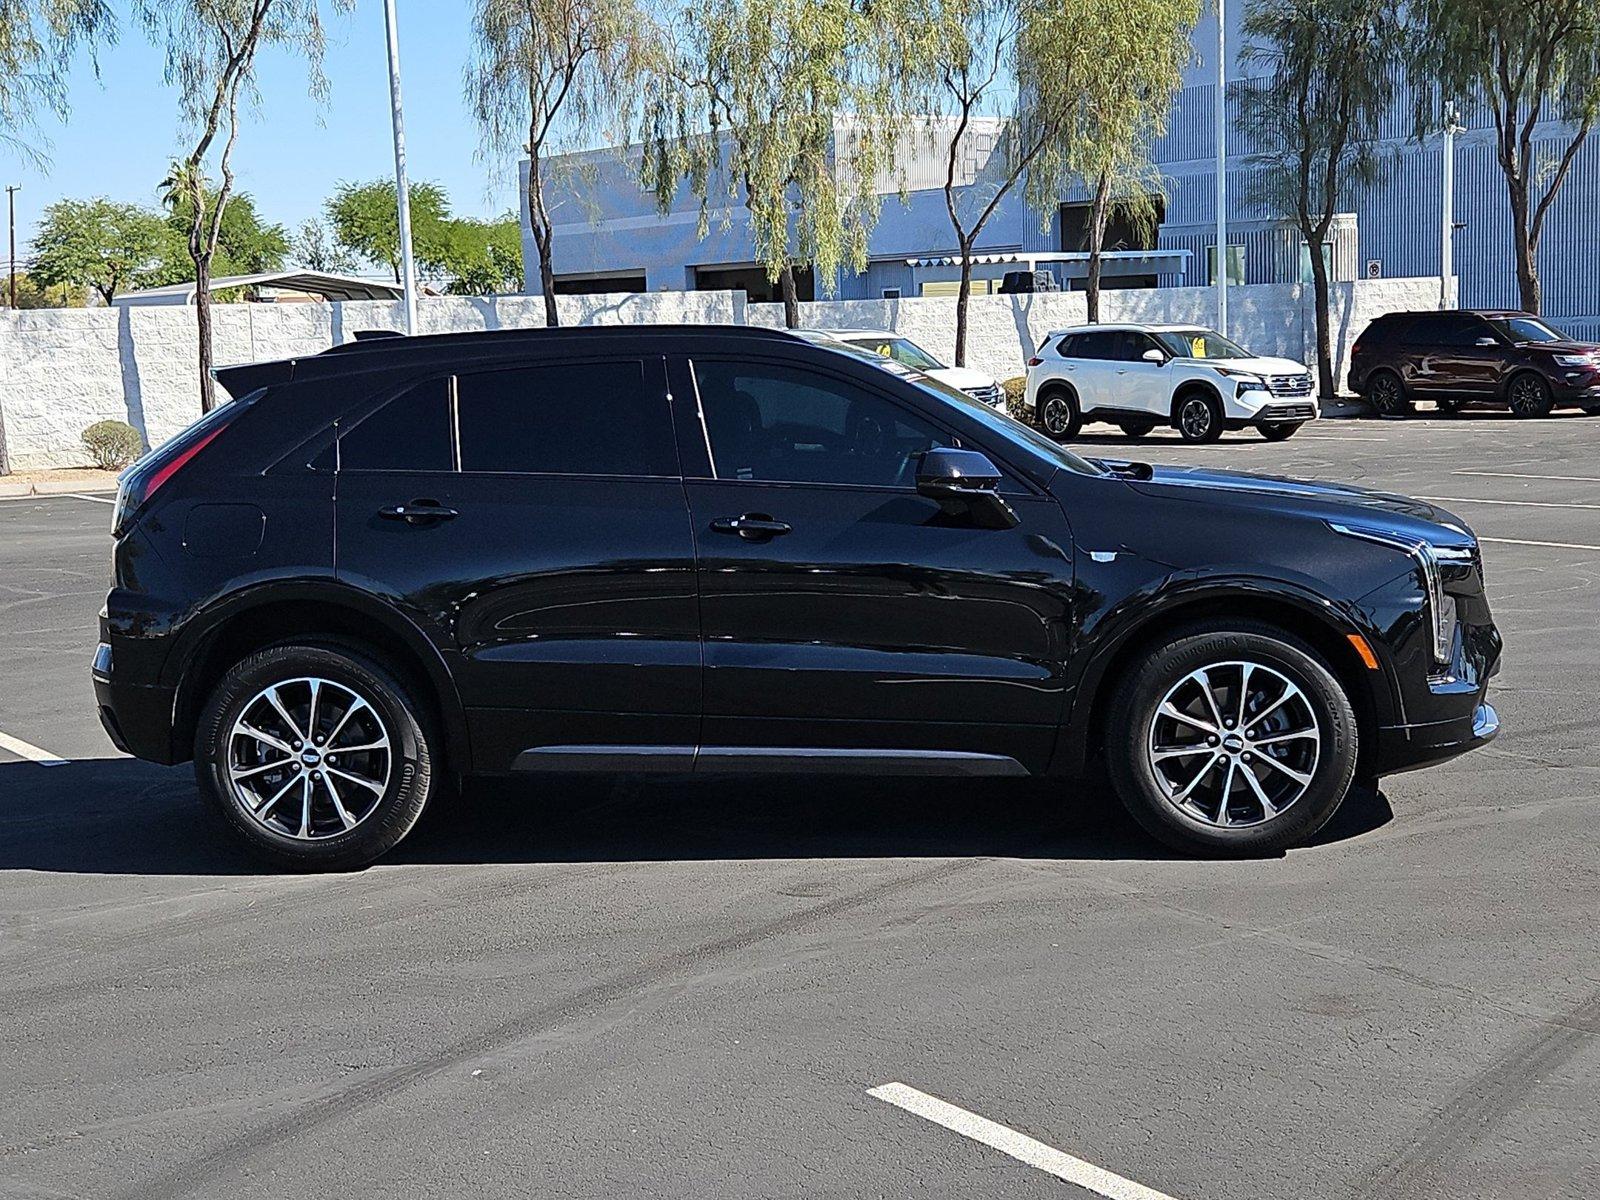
66,492,115,505
868,1082,1183,1200
1419,494,1600,511
0,729,69,767
1480,535,1600,552
1454,470,1600,483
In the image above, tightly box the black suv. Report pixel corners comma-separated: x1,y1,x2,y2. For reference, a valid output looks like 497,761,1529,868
1350,309,1600,417
95,326,1501,868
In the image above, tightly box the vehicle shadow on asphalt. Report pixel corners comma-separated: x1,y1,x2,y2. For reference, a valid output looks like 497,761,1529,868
0,759,1393,875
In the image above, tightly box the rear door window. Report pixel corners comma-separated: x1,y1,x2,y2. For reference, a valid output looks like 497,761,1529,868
455,359,676,477
338,378,454,472
1073,331,1120,360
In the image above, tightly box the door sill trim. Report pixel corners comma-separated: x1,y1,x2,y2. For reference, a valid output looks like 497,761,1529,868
512,745,1028,777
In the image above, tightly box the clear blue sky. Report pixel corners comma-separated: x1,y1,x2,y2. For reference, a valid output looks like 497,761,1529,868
0,2,520,255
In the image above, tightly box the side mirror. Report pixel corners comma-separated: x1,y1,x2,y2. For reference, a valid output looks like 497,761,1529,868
1474,336,1498,347
1141,347,1167,364
916,448,1019,529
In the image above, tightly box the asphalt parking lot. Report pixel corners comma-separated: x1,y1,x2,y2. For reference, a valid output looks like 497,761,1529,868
2,411,1596,1200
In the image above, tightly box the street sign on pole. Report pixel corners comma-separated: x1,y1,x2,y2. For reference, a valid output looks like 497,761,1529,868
383,0,419,337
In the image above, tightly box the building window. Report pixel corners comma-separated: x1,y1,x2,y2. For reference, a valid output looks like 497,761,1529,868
1299,241,1334,284
882,288,902,300
919,279,998,298
1207,244,1246,287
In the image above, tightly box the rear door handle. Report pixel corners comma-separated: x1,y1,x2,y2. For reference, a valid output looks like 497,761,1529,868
379,500,459,526
710,514,792,541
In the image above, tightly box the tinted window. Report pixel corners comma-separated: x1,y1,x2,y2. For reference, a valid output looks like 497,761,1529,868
1054,334,1082,357
455,360,674,477
1073,331,1121,360
339,378,453,472
1489,316,1561,342
1433,315,1492,347
693,359,954,487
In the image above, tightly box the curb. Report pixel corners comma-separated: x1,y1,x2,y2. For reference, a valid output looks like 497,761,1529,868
0,481,117,498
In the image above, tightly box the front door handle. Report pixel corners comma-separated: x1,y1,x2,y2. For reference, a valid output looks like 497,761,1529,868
379,499,459,526
710,514,792,541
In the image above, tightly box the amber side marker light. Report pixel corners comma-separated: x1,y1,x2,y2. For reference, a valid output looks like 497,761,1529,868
1347,634,1380,671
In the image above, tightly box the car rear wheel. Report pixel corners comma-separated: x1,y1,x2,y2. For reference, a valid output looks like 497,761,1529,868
1506,372,1554,418
1105,623,1359,855
1257,422,1304,442
1037,388,1082,440
1367,369,1412,417
1175,393,1224,443
194,642,436,870
1116,418,1157,438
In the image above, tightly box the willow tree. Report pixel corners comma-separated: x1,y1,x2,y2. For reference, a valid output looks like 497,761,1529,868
0,0,112,156
903,0,1190,364
136,0,350,413
1407,0,1600,314
1238,0,1401,400
467,0,651,326
1066,0,1198,323
635,0,902,328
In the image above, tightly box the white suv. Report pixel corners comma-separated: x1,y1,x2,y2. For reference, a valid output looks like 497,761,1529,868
1023,324,1318,442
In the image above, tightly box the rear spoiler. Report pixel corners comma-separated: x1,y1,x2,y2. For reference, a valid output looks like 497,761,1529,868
211,357,297,401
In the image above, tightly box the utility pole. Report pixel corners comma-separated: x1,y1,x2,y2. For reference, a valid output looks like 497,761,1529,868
1440,99,1461,311
383,0,419,336
1213,0,1227,336
5,185,19,309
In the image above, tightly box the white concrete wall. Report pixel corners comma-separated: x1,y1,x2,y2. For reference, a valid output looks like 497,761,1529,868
749,277,1443,389
0,280,1431,472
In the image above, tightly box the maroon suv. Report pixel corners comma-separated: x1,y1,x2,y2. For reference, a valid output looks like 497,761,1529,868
1349,309,1600,418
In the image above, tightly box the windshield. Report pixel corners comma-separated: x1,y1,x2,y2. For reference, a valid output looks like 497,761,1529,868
1489,316,1563,343
844,336,945,372
1152,329,1252,359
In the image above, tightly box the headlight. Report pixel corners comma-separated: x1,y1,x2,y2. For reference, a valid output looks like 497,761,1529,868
1329,522,1465,667
1553,354,1598,367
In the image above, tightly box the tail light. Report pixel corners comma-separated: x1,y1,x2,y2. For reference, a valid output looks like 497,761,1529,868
113,400,248,535
1027,356,1043,367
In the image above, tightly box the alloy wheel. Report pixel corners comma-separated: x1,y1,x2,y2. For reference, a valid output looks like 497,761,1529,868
1146,660,1322,828
227,677,393,840
1041,396,1074,435
1508,375,1550,417
1179,397,1213,439
1370,373,1407,416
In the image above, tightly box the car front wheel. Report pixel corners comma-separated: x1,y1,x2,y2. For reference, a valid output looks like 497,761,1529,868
1367,369,1412,417
194,642,437,870
1175,393,1224,443
1105,623,1359,855
1506,372,1554,418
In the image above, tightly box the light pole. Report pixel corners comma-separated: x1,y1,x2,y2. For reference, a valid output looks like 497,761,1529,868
1440,99,1461,311
1214,0,1228,336
5,185,19,309
383,0,419,336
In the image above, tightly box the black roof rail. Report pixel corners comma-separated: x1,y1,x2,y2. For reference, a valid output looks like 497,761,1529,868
351,329,406,341
317,322,802,358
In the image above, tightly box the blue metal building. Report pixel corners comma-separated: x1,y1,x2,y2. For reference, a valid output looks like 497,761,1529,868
527,10,1600,336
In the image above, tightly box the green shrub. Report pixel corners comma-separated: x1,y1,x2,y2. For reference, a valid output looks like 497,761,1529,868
82,420,143,470
1001,376,1028,420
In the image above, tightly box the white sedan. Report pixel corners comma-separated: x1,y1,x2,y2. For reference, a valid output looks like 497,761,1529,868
798,328,1007,409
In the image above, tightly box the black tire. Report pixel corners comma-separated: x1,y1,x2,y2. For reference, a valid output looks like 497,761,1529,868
194,641,437,871
1037,387,1082,440
1367,369,1412,417
1117,418,1157,438
1104,622,1360,856
1506,372,1554,418
1437,395,1465,415
1257,421,1304,442
1175,391,1224,443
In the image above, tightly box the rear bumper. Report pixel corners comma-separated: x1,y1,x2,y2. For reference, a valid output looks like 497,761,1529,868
1374,700,1499,775
93,658,181,764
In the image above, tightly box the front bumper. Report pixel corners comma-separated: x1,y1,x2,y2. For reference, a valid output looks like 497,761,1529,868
1230,387,1320,423
1376,701,1500,775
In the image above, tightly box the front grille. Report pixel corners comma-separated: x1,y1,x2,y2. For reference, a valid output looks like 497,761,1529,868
963,384,1005,407
1267,373,1314,397
1262,403,1316,420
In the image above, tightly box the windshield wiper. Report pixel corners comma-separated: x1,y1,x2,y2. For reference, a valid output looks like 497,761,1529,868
1090,457,1154,480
